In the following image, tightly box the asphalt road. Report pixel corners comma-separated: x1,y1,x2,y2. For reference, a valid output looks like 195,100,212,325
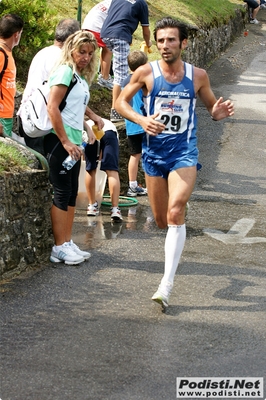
1,14,266,400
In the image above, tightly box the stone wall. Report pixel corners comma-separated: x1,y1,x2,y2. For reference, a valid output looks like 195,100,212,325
184,8,246,68
0,7,247,279
0,139,52,279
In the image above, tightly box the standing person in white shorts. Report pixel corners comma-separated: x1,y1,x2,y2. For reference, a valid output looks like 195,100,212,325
115,17,234,308
101,0,152,122
82,0,113,90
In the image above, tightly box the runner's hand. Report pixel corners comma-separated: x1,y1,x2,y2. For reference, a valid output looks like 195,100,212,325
212,97,234,120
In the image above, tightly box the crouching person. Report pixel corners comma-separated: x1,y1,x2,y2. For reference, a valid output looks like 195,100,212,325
85,118,123,223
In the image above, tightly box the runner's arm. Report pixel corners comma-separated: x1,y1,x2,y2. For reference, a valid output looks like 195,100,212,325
115,67,165,136
196,68,234,121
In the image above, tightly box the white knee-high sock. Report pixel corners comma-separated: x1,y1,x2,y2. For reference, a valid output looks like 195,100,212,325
162,224,186,285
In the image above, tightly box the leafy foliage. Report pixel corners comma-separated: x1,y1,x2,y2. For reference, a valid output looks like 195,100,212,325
0,0,57,82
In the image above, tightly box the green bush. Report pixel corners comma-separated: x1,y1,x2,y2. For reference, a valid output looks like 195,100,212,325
0,0,57,84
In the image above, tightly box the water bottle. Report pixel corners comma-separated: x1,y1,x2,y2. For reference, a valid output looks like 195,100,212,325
62,145,84,170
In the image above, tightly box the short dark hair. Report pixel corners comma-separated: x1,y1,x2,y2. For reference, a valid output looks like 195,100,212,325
0,14,24,39
128,50,148,72
154,17,188,43
55,19,80,43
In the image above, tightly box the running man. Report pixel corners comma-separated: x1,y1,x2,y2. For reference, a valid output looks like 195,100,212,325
115,17,234,308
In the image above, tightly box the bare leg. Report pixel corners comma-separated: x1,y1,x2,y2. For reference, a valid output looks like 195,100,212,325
66,206,75,243
145,174,168,229
145,167,197,227
50,204,75,245
106,170,120,207
85,169,96,204
252,5,260,19
112,84,121,109
101,47,113,80
167,166,197,225
128,153,141,182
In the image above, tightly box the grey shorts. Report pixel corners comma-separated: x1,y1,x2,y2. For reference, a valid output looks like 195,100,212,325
102,38,130,86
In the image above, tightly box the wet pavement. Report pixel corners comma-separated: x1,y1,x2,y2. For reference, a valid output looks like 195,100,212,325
1,14,266,400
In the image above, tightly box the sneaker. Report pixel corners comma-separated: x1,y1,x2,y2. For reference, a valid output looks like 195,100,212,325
260,4,266,9
107,75,114,85
87,202,99,216
50,243,84,265
110,108,124,122
151,281,173,308
111,207,123,222
127,186,147,197
97,74,113,90
250,18,259,24
68,240,91,260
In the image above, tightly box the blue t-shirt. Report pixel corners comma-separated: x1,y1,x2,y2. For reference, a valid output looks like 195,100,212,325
101,0,149,44
122,74,145,135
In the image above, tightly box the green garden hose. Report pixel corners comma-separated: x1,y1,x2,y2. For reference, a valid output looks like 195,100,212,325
101,195,138,207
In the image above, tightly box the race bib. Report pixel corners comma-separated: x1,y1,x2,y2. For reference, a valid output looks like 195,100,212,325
154,96,190,134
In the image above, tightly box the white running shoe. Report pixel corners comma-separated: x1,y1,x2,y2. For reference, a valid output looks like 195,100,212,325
97,74,113,90
152,281,173,308
111,207,123,222
127,185,147,197
87,201,99,216
68,240,91,260
50,243,84,265
250,18,259,24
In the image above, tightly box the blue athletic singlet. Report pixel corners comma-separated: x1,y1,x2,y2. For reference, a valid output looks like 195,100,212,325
142,60,199,178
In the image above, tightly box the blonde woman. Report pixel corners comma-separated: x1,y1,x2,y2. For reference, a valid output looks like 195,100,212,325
45,30,99,265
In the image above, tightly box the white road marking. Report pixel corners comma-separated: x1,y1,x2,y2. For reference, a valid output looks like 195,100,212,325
203,218,266,244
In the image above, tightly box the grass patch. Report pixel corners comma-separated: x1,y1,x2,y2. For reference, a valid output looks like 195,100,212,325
0,142,30,174
15,0,244,92
47,0,243,28
43,0,244,78
17,0,244,80
36,0,243,117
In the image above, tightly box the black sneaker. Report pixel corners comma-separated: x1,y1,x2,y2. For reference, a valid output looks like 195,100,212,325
110,108,124,122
